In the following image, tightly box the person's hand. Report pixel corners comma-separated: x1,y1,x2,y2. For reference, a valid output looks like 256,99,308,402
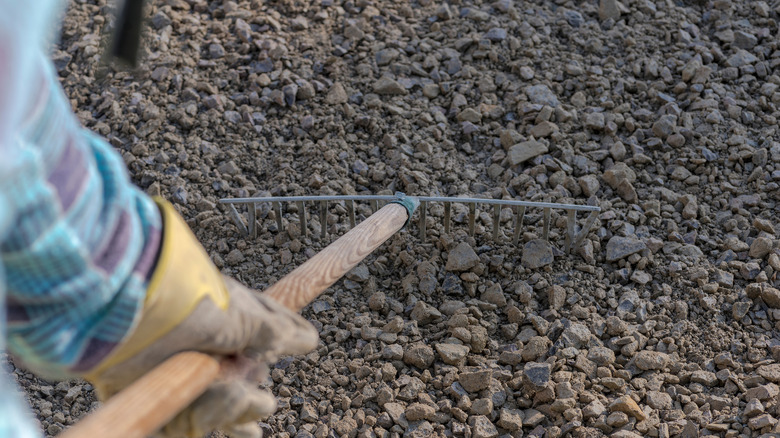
83,199,319,437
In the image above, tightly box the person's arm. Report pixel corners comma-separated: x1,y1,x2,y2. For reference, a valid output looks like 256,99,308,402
0,3,67,437
1,2,318,438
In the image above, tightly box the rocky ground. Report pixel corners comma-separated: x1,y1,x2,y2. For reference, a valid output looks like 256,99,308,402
6,0,780,436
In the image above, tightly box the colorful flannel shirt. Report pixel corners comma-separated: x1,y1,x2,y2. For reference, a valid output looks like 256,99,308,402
1,2,161,436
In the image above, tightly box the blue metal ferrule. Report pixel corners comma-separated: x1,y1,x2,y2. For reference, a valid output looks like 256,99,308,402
390,192,419,227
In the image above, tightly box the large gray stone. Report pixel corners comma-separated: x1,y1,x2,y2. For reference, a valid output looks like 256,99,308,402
525,84,559,107
606,236,646,261
507,140,548,166
521,239,553,269
446,242,480,272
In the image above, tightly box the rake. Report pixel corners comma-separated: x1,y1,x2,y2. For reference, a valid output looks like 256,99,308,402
222,193,600,253
60,193,599,438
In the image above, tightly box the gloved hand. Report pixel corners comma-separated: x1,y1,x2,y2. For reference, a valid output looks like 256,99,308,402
82,199,319,438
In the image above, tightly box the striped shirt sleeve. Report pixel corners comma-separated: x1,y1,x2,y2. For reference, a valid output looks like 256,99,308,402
1,1,163,436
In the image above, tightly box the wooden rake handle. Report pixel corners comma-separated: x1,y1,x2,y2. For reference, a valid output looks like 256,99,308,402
61,202,412,438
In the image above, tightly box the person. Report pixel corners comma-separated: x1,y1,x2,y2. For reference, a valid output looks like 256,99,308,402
0,2,318,437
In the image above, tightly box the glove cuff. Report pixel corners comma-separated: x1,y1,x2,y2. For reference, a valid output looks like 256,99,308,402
85,198,229,378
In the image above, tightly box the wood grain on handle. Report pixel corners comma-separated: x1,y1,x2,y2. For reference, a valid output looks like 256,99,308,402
265,203,408,311
60,352,219,438
60,202,410,438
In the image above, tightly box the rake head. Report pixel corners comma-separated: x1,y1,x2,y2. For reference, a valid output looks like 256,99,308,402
219,192,600,254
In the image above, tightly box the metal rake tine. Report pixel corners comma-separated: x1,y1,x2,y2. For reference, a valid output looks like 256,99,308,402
513,205,525,246
572,210,599,250
492,204,500,241
298,201,307,238
320,200,327,239
371,199,378,213
228,203,248,236
542,207,551,241
564,209,576,253
444,202,451,234
248,202,257,238
347,199,356,229
419,200,427,241
274,201,283,232
468,203,476,236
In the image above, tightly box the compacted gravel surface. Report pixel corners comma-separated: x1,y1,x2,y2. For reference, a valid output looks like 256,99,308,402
6,0,780,437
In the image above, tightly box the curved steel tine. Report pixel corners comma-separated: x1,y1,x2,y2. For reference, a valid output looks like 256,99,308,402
320,200,327,239
468,203,476,236
492,204,501,241
298,201,307,238
419,200,427,241
542,207,551,241
444,202,451,234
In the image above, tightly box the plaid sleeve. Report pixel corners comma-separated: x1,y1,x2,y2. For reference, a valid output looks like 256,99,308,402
1,54,162,378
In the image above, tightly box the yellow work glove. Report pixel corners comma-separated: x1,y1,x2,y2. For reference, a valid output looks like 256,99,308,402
83,199,318,438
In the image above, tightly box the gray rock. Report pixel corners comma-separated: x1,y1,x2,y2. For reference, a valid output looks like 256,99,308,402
559,322,592,349
583,112,605,131
563,10,584,27
375,48,399,66
405,420,434,437
645,391,672,410
733,300,752,319
690,370,717,386
521,239,553,269
523,362,551,388
435,343,470,365
468,415,498,438
733,30,758,49
225,249,245,265
224,110,242,124
725,49,758,67
548,285,566,310
445,242,480,272
209,43,226,59
757,364,780,383
410,301,442,325
325,83,348,104
151,11,172,29
346,263,370,282
606,236,646,261
496,408,523,431
459,369,492,392
599,0,621,21
651,115,676,139
507,140,548,166
374,77,407,95
749,236,772,258
484,28,507,41
761,287,780,308
634,351,669,370
525,85,559,107
587,346,615,366
404,344,435,369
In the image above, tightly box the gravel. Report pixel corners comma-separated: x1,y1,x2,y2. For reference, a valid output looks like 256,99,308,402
7,0,780,437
